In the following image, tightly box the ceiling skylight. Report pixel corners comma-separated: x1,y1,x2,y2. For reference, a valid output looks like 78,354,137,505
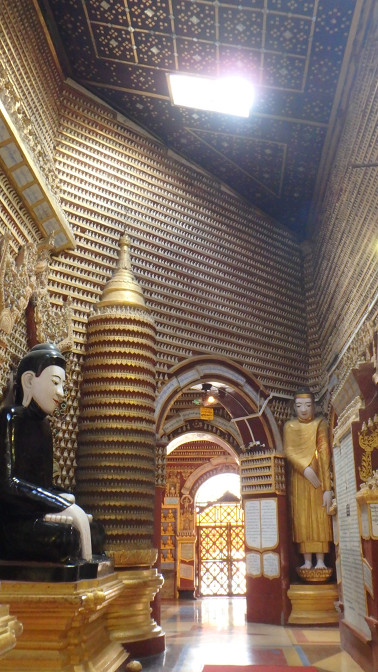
168,73,254,117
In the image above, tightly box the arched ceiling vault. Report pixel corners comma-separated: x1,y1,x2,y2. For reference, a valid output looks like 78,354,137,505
167,432,239,461
181,456,240,498
165,432,240,499
155,355,283,453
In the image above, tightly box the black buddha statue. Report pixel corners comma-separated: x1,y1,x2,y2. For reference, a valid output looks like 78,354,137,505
0,343,104,566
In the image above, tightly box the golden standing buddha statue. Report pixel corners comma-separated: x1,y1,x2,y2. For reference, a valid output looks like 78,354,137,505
284,389,333,571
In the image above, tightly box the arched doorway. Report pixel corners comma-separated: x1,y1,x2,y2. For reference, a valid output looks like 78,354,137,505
160,433,240,599
155,355,282,453
154,355,283,600
196,476,245,596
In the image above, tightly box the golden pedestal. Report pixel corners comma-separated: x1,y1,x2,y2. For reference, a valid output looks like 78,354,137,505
107,568,164,650
0,574,128,671
288,583,339,624
0,605,22,659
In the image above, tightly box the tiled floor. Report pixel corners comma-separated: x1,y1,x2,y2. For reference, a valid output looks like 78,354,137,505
139,597,365,672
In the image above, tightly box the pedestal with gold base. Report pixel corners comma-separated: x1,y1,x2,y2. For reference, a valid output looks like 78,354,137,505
0,574,128,671
107,567,165,656
288,583,339,624
0,605,22,659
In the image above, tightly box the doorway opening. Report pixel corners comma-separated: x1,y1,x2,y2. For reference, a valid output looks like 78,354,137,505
196,475,245,597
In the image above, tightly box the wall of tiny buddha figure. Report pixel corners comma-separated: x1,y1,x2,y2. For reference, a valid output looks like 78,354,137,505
0,4,377,669
301,10,377,393
1,0,376,455
0,0,310,490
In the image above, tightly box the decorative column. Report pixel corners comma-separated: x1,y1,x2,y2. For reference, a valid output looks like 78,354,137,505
151,435,168,625
240,450,291,625
176,495,196,599
76,234,164,654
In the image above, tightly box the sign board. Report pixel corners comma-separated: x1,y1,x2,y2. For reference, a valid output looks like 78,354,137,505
200,407,214,420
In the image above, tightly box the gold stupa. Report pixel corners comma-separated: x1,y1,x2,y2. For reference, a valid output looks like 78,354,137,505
76,234,157,567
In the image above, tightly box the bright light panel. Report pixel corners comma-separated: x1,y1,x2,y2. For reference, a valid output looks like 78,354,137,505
168,74,254,117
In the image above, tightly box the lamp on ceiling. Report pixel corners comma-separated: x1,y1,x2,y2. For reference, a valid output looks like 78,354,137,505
192,383,228,406
201,383,215,406
201,383,228,406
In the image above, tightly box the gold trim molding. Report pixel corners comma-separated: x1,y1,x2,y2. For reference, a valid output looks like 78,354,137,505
0,604,22,660
0,100,75,251
0,575,127,672
108,547,158,568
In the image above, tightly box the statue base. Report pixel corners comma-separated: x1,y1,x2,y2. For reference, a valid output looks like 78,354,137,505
296,566,333,583
107,567,165,656
0,555,113,582
288,583,339,624
0,605,23,659
0,573,128,671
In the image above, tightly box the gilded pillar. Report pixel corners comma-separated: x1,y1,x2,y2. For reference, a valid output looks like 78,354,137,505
76,234,164,652
76,234,157,564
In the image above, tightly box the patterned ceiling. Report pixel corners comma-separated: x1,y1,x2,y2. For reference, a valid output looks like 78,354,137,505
39,0,361,239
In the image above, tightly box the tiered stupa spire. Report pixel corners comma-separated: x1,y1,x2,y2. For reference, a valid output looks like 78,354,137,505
97,234,147,309
76,234,157,567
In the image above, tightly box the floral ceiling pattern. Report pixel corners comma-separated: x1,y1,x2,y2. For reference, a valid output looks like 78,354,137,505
40,0,362,239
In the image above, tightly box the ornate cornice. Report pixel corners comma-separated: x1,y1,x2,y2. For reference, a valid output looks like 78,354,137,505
333,396,363,446
329,317,377,407
108,547,158,568
0,234,73,369
0,64,58,194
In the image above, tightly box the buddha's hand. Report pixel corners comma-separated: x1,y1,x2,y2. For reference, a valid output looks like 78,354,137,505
61,493,75,504
44,513,74,525
323,490,333,513
60,494,92,523
303,465,321,488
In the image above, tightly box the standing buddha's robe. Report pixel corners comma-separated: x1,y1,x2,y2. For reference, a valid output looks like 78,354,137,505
284,416,332,553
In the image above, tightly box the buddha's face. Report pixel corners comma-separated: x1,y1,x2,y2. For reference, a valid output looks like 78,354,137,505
294,395,314,422
30,365,66,415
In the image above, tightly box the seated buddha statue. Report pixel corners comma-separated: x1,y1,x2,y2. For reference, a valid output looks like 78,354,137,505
0,343,104,564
